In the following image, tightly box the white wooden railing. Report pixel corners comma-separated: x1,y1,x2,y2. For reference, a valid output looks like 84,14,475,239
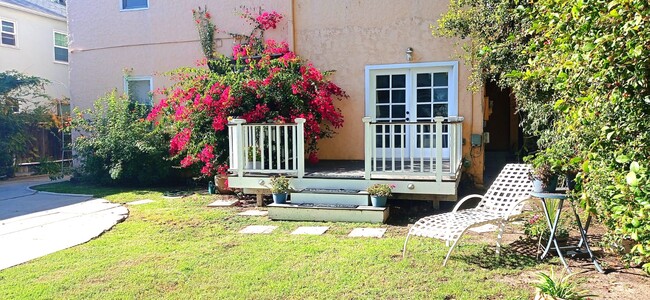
228,118,305,178
363,116,464,182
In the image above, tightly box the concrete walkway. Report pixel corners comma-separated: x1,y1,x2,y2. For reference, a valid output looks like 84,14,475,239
0,177,128,270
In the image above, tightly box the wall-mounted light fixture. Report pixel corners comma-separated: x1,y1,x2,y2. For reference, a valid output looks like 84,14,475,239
406,47,414,62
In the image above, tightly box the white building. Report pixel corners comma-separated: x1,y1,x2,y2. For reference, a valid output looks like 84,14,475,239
0,0,68,103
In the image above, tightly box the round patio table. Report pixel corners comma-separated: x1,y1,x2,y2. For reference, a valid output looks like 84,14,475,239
531,190,604,273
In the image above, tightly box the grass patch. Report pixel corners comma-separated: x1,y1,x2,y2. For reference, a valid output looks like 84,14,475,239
0,182,547,299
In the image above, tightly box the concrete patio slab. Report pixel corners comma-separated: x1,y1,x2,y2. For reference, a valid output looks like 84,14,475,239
291,226,329,235
0,177,129,270
127,199,154,205
348,228,386,238
239,225,277,234
207,200,239,207
237,210,268,216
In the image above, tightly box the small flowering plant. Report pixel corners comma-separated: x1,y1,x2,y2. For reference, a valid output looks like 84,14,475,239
367,183,396,197
269,175,290,194
523,212,570,241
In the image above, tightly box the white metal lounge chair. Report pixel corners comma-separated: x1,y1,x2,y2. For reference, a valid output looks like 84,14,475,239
402,163,533,266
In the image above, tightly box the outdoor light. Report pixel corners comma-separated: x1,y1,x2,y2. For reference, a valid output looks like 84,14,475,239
406,47,414,62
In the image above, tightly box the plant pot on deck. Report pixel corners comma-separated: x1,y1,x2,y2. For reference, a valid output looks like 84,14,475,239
272,193,288,204
370,196,387,207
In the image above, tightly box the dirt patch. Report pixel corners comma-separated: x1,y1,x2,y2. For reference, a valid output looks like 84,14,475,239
460,222,650,299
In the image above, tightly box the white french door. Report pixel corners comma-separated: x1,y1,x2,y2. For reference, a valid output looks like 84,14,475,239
367,63,458,159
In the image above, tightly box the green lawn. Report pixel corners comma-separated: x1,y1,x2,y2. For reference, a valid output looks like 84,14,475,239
0,182,545,299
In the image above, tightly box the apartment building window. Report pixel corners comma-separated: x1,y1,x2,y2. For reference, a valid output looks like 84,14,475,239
121,0,148,10
54,32,68,62
125,77,153,106
1,20,16,46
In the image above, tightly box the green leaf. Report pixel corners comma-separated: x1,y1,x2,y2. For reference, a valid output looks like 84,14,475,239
609,9,620,17
627,171,639,186
616,155,630,163
630,161,640,173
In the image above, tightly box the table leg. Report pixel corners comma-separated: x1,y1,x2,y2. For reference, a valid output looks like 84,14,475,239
540,198,571,273
571,203,604,273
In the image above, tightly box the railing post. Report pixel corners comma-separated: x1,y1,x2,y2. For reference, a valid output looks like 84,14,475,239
295,118,306,179
434,116,444,182
232,119,247,178
448,116,458,174
458,117,464,172
363,117,372,180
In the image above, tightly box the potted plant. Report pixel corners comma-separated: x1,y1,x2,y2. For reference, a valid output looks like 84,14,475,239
528,154,560,193
246,146,262,169
269,175,290,204
366,183,395,207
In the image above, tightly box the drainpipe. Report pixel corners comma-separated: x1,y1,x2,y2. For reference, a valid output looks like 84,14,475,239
289,0,296,52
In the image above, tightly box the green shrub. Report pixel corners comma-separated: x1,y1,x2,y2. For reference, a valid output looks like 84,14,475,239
71,91,181,186
533,269,594,300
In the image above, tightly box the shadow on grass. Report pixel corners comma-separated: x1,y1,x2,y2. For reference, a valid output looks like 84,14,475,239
457,239,540,270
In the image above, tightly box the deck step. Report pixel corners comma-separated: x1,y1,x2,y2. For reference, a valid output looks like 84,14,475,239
268,203,388,223
291,189,369,206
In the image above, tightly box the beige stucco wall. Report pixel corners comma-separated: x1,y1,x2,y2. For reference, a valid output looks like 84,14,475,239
295,0,485,182
68,0,291,110
68,0,485,182
0,4,69,103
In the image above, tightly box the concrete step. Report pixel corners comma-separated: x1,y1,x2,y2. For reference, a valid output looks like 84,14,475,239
290,188,369,206
268,203,389,223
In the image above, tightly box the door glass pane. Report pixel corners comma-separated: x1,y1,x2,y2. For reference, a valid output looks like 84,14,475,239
417,73,431,87
376,75,389,88
376,106,389,118
393,105,405,119
433,73,448,87
416,89,431,103
392,74,405,88
376,90,389,103
433,104,448,117
392,90,405,103
433,88,448,102
417,104,431,118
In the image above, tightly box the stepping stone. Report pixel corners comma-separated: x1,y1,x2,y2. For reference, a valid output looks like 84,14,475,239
207,200,239,207
239,225,277,234
238,210,268,216
469,224,498,233
291,226,329,235
348,228,386,238
127,199,154,205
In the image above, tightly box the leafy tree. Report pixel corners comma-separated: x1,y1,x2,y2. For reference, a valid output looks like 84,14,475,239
0,70,49,177
437,0,650,271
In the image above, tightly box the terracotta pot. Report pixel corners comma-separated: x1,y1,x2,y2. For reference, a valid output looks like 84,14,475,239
214,175,232,194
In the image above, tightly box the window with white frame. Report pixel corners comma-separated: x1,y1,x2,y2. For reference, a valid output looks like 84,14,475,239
54,32,68,62
1,20,16,46
125,77,153,105
121,0,148,10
